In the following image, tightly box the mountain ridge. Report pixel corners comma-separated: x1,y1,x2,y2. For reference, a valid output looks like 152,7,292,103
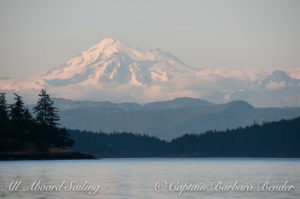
55,98,300,140
51,97,213,111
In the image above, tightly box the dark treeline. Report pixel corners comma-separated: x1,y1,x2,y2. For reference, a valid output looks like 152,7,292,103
69,131,169,157
69,116,300,158
0,90,73,152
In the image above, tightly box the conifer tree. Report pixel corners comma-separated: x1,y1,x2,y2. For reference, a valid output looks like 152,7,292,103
9,93,26,123
0,93,8,123
34,89,59,127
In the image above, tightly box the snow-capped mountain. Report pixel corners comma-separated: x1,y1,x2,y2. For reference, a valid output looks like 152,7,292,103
260,70,300,89
0,38,198,102
42,38,193,87
208,70,300,107
0,38,299,106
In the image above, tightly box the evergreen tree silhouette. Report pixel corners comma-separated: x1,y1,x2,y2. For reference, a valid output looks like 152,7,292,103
34,89,59,127
9,93,26,124
0,93,8,124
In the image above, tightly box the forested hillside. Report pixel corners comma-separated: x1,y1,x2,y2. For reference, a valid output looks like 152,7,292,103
69,116,300,158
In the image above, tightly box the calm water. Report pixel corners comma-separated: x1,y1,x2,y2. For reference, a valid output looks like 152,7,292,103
0,158,299,199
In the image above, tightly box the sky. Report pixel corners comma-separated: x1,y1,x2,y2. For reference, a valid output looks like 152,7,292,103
0,0,299,77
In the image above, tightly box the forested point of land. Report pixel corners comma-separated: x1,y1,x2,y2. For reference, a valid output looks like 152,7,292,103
0,91,93,160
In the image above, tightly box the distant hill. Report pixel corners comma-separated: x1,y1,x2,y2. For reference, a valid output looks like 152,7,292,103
52,97,212,111
57,98,300,140
143,97,212,110
52,98,142,111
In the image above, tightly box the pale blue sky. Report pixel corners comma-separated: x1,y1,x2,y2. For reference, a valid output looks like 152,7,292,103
0,0,299,77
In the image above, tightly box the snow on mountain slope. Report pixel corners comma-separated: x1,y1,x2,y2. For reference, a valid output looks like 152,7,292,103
41,38,193,87
0,38,197,102
260,70,300,89
207,70,300,107
0,38,299,106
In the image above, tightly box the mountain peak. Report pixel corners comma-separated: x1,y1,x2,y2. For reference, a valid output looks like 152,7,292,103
258,69,300,91
100,37,117,43
260,69,293,86
87,38,137,56
95,38,117,48
270,70,292,82
94,38,128,47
